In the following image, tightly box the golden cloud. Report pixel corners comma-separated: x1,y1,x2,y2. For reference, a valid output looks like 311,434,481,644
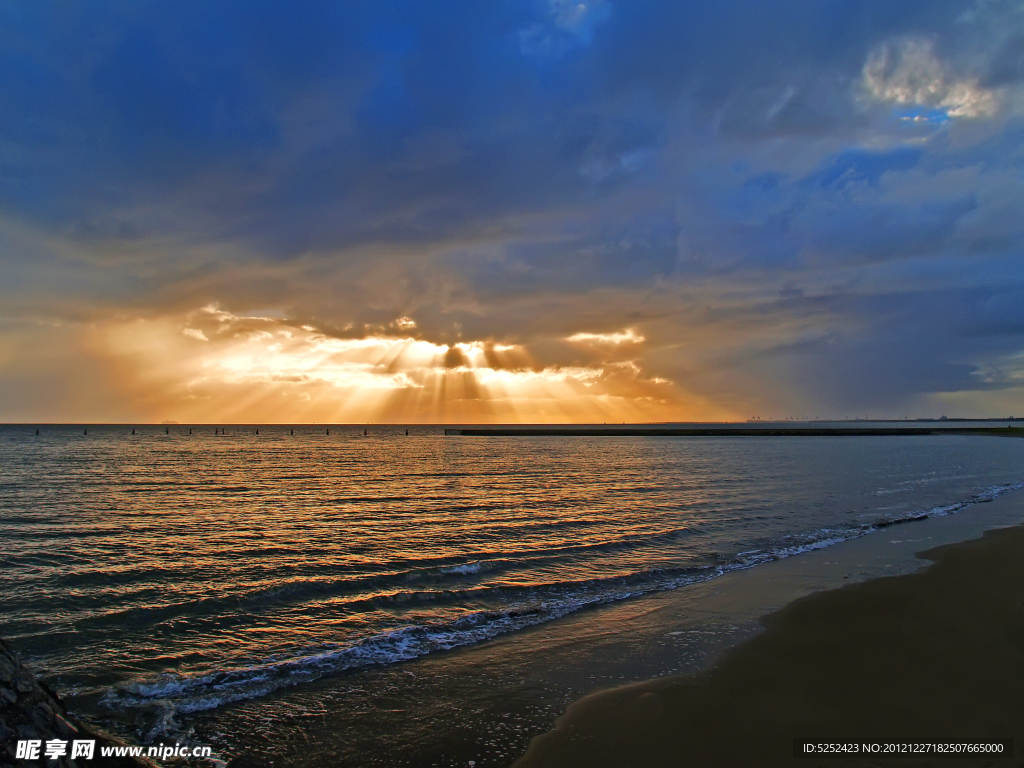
94,306,690,423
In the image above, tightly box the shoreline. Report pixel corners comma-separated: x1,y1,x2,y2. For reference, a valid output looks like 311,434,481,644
5,496,1022,767
516,513,1024,767
181,486,1024,767
5,434,1021,767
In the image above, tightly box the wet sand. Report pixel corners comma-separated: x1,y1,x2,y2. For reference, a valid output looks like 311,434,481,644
517,521,1024,767
182,490,1024,767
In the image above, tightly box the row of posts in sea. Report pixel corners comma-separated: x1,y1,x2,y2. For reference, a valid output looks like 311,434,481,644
33,427,408,436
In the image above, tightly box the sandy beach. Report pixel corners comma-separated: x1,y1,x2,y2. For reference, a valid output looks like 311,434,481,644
517,504,1024,767
5,431,1022,767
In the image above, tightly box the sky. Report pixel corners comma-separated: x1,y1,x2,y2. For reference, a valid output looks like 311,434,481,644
1,0,1023,423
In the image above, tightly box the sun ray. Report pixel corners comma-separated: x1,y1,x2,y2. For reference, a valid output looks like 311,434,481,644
91,306,713,423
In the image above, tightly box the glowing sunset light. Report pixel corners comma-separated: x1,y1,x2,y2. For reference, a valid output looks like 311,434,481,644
85,306,697,424
5,7,1024,768
567,328,645,345
2,1,1023,423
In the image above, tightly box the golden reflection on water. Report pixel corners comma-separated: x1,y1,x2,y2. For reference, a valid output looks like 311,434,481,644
2,427,1021,723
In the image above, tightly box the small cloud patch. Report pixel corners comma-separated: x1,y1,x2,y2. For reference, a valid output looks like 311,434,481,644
862,37,998,118
567,328,644,345
182,328,209,341
394,316,417,330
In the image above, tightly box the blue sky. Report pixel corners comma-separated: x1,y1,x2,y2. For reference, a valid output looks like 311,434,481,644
1,0,1023,422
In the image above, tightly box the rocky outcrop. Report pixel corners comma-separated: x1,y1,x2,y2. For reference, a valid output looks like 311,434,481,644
0,639,157,768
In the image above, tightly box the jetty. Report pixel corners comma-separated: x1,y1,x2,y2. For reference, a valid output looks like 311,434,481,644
444,426,1019,437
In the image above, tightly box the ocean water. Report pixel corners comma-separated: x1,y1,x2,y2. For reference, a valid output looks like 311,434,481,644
1,425,1022,763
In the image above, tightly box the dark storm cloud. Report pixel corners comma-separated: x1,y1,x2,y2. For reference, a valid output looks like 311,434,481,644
1,0,1024,418
747,290,1019,411
0,0,950,247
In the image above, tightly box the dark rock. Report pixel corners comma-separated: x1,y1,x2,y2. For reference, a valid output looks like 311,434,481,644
0,637,161,768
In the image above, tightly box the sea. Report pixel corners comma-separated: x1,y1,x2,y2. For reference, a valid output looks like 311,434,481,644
2,423,1022,766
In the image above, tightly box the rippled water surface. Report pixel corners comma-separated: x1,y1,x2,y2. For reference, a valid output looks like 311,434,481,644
1,424,1021,751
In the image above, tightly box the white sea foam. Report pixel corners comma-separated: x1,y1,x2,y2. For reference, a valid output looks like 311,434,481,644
101,481,1024,719
440,562,483,575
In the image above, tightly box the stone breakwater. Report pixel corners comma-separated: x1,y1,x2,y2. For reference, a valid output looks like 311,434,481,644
0,638,155,768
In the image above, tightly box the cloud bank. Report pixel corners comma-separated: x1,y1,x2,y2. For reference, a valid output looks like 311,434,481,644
1,0,1023,421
